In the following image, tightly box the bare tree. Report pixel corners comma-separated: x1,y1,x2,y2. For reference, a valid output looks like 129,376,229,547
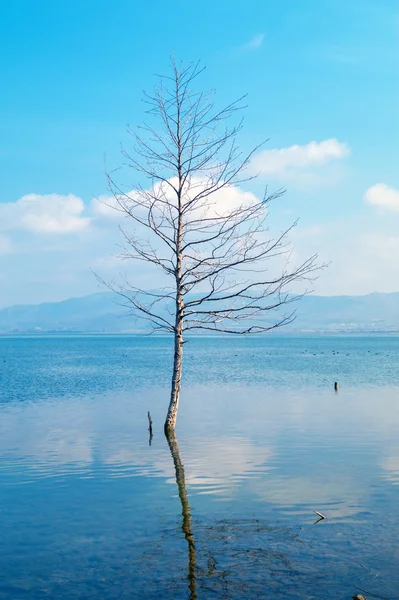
104,60,320,433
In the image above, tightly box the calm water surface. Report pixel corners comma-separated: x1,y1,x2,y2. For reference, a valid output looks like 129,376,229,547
0,335,399,599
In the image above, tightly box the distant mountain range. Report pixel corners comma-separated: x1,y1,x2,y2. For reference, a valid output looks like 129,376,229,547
0,291,398,333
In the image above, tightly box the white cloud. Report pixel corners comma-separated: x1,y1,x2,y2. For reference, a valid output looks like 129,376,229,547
367,232,399,251
294,222,399,296
92,178,259,223
240,33,265,52
175,177,258,219
364,183,399,213
0,193,90,234
0,181,262,306
91,195,123,220
250,139,350,188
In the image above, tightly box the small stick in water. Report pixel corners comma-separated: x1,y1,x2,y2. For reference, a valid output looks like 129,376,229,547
313,510,326,519
148,411,153,445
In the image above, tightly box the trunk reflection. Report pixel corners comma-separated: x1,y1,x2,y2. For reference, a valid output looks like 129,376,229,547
166,431,197,600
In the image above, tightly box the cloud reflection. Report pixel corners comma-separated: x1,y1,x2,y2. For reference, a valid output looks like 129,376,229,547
1,383,398,518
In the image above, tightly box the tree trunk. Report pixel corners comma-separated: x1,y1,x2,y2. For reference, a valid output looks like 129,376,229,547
165,80,184,434
164,320,183,431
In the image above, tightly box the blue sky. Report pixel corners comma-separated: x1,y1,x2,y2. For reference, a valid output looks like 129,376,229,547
0,0,398,306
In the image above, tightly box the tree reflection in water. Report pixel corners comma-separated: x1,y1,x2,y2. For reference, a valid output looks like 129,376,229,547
164,431,306,599
165,432,303,599
163,433,371,599
166,430,197,599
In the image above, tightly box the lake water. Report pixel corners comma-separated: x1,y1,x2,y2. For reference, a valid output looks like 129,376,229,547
0,334,399,599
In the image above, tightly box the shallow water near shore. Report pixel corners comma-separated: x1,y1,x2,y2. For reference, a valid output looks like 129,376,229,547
0,334,399,599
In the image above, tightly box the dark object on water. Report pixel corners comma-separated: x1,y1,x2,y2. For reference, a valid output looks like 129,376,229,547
334,381,339,391
148,411,153,445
